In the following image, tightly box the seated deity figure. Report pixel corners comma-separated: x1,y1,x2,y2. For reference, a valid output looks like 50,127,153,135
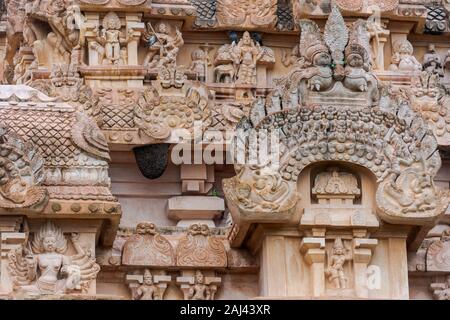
142,21,184,68
134,269,160,300
344,44,370,92
187,270,212,300
8,221,100,296
389,39,422,72
297,20,334,92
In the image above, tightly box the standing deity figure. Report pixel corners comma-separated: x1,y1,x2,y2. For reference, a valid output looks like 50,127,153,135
325,238,353,289
134,269,160,300
94,12,132,65
187,270,212,300
189,49,208,82
231,31,264,85
8,221,100,295
142,21,184,68
423,44,444,77
389,39,422,72
366,18,389,70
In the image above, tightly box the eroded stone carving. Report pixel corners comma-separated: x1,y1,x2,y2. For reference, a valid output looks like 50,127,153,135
431,276,450,300
214,32,275,85
127,269,171,300
8,221,100,295
91,12,132,65
223,12,445,225
0,123,48,209
176,224,227,267
426,228,450,272
134,66,212,141
423,44,444,77
142,21,184,68
389,39,422,72
216,0,277,29
176,270,221,300
325,238,352,289
407,71,450,147
312,168,360,204
122,222,175,267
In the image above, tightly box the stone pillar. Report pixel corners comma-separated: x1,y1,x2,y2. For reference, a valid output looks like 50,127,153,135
259,235,288,297
300,237,326,297
353,238,378,298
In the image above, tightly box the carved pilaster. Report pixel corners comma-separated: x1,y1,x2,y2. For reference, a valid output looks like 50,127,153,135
353,238,378,298
300,237,326,298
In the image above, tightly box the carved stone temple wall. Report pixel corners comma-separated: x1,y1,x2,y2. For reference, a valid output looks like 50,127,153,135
0,0,449,300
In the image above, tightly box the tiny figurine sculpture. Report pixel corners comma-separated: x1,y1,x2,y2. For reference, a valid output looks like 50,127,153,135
93,12,132,65
8,221,100,296
232,31,264,85
189,48,208,82
325,238,353,289
187,270,212,300
142,21,184,68
389,39,422,72
423,44,444,77
134,269,161,300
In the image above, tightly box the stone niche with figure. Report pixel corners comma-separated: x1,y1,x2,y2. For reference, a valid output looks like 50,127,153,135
1,220,101,298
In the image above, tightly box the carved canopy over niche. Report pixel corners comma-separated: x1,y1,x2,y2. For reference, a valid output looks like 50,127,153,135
222,7,448,243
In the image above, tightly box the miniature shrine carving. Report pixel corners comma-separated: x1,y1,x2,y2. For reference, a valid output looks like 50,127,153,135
91,12,132,65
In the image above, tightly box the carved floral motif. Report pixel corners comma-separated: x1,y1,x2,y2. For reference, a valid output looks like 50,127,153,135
122,222,175,267
176,224,227,267
134,66,212,141
426,228,450,272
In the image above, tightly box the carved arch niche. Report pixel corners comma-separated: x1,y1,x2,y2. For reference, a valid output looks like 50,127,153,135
297,162,379,229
